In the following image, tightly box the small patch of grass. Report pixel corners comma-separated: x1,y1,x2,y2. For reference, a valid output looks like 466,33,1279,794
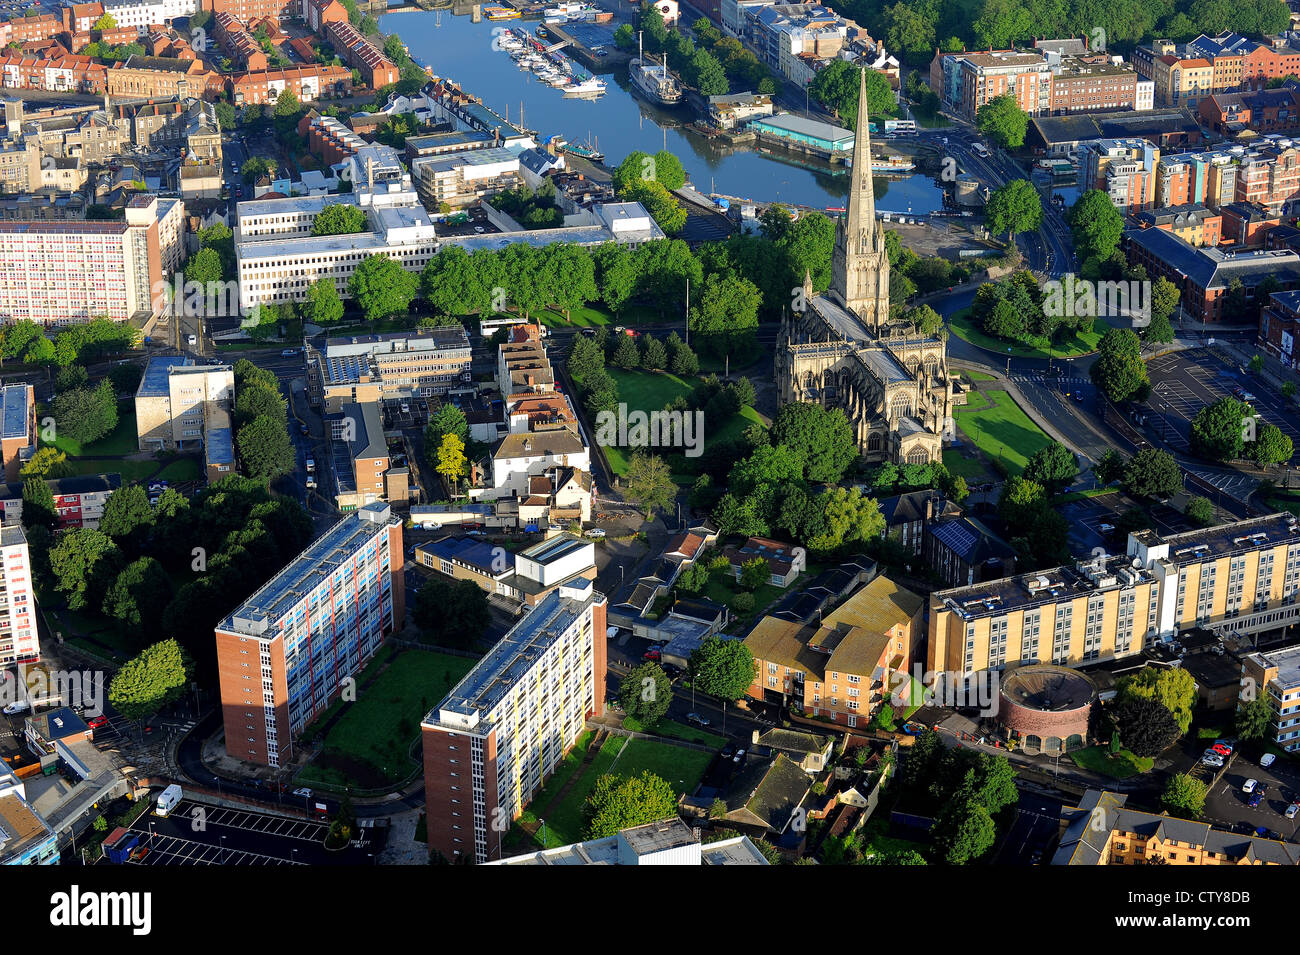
1055,487,1119,504
1068,745,1154,779
624,717,727,749
948,307,1107,360
958,368,998,382
155,457,203,481
941,447,995,483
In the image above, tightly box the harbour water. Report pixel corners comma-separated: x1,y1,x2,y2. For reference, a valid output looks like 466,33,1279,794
380,8,948,213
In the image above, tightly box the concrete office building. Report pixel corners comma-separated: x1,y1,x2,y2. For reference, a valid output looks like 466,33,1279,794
305,326,473,411
422,579,606,863
0,524,37,667
134,355,234,451
215,502,404,767
931,512,1300,680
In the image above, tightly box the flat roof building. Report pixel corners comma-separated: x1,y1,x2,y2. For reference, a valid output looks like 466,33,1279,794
0,524,37,667
487,817,768,865
422,579,606,863
215,501,404,767
0,383,34,483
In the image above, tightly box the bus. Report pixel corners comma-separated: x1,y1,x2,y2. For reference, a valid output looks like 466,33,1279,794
884,119,917,133
971,142,990,158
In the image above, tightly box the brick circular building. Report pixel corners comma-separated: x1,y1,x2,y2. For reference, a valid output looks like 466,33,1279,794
998,665,1095,755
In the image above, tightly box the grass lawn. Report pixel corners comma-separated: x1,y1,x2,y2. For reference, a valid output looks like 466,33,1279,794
700,572,790,629
948,307,1108,360
892,674,926,719
155,457,203,481
1055,487,1119,504
1068,745,1154,779
941,447,995,484
609,737,712,793
538,305,613,329
295,648,476,791
516,734,627,848
599,367,764,483
623,716,727,749
858,813,929,858
957,368,998,382
41,410,139,458
954,388,1052,477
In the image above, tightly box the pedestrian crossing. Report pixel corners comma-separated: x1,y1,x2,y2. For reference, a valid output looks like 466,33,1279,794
1012,374,1090,388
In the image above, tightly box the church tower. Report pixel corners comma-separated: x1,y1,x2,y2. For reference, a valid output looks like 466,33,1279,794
830,67,891,335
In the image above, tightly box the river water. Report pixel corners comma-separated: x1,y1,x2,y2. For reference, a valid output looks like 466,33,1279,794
379,8,948,212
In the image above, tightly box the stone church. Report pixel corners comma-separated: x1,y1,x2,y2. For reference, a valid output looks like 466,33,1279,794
774,69,956,466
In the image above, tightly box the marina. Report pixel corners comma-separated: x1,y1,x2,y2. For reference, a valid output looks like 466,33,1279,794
382,8,948,212
495,27,608,98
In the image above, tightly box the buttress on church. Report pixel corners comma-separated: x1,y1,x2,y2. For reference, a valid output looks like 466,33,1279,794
774,68,958,467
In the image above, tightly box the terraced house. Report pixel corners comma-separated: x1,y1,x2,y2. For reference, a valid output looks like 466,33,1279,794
1054,790,1300,865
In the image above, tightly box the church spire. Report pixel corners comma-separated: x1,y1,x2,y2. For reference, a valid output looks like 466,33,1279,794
845,66,877,255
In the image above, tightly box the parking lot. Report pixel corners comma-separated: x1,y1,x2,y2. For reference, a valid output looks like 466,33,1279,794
995,792,1065,865
124,799,380,866
1059,491,1194,556
1195,747,1300,841
1147,349,1300,461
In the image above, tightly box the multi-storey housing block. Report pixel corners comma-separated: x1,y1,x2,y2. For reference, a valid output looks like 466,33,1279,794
215,502,405,767
0,524,38,667
421,578,607,863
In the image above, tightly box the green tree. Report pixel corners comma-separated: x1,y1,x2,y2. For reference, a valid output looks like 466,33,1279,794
1122,448,1181,500
975,94,1028,149
1143,312,1175,346
19,447,71,480
92,12,116,30
412,577,490,648
183,247,224,289
619,177,687,234
436,432,468,488
1021,441,1077,493
1150,276,1180,323
739,556,770,591
689,636,754,701
102,556,172,631
425,402,469,451
1184,496,1215,528
1251,422,1293,467
618,662,673,727
107,639,192,722
584,771,678,839
1235,694,1272,742
98,483,154,550
21,476,57,530
349,253,418,320
901,303,944,337
1090,328,1149,403
1069,189,1125,262
236,415,295,481
689,272,761,357
640,334,667,370
611,333,640,369
1119,665,1197,735
625,452,676,520
1112,698,1182,757
936,799,997,864
1190,396,1253,461
302,276,345,325
770,403,857,484
1161,773,1209,820
52,380,118,446
272,89,301,118
49,528,121,611
241,156,277,184
984,179,1042,240
311,203,367,237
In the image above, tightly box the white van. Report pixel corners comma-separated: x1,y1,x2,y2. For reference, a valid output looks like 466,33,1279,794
155,784,183,817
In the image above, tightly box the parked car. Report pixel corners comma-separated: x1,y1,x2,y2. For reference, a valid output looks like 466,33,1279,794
686,712,710,727
187,334,197,347
1210,743,1232,757
1250,785,1267,808
88,715,109,730
1201,753,1224,767
1261,753,1277,768
3,701,29,715
732,748,746,763
1243,778,1259,793
1286,802,1299,820
642,648,661,661
584,528,607,539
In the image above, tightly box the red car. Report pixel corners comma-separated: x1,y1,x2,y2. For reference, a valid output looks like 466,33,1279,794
88,715,110,730
643,648,661,661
